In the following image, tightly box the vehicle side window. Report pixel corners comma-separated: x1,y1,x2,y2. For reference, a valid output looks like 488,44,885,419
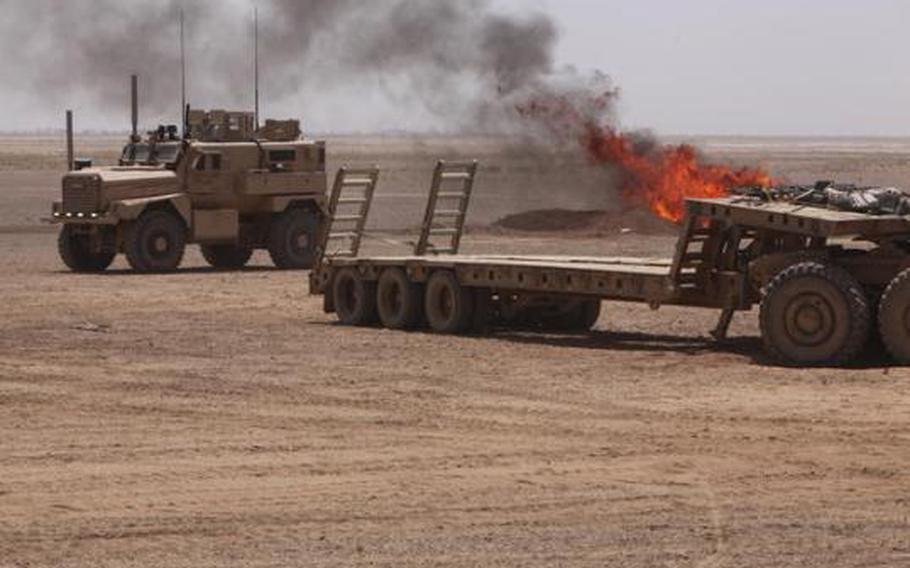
194,154,206,171
268,150,295,162
211,154,222,171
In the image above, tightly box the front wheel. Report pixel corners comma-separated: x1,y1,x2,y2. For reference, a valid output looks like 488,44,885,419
268,208,320,270
58,226,115,273
201,244,253,270
760,262,870,366
124,209,187,273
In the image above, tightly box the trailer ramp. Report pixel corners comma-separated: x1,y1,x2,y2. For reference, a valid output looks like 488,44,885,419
415,160,478,256
317,166,379,262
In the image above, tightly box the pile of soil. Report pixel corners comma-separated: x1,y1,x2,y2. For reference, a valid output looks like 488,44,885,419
493,208,676,235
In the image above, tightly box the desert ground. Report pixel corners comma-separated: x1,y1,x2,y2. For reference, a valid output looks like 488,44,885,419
2,134,910,567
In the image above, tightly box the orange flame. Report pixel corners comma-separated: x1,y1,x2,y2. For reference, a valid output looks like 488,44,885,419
517,92,774,223
583,124,774,223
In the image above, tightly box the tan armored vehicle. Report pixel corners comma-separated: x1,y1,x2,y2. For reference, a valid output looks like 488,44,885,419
52,107,327,273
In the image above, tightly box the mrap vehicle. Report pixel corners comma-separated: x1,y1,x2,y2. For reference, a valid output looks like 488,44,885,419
311,165,910,368
52,79,327,273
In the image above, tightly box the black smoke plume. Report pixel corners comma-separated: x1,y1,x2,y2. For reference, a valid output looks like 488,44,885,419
2,0,609,132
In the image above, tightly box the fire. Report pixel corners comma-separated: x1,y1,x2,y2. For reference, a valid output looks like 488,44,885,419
583,124,773,223
516,91,774,223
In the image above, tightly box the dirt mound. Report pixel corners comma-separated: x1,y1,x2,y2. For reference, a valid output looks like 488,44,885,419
493,208,676,235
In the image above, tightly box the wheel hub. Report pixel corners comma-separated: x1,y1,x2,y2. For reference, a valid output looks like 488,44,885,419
785,293,834,346
295,232,309,250
153,235,169,254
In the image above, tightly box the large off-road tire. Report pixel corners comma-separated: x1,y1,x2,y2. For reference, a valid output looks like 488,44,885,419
201,244,253,270
124,209,187,273
879,269,910,365
268,208,320,270
376,268,423,330
543,299,602,331
760,261,870,366
332,267,377,326
424,270,475,334
57,225,115,273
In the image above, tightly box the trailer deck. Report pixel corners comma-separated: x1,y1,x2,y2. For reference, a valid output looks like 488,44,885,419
320,254,693,306
310,160,755,339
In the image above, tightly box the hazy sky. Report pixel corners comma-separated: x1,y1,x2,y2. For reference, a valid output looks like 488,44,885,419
4,0,909,136
511,0,910,136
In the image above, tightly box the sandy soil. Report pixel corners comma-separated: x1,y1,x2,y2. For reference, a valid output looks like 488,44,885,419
2,135,910,567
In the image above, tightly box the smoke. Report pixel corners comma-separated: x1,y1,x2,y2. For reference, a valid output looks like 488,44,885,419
0,0,606,133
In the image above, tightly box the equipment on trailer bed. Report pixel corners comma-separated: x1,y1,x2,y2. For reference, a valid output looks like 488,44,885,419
311,166,910,368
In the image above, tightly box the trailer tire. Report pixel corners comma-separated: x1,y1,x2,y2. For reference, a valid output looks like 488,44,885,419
201,244,253,270
879,268,910,365
575,299,602,331
58,226,115,273
760,262,870,366
332,267,377,326
545,299,602,331
268,208,320,270
424,270,475,334
377,268,423,330
124,209,186,273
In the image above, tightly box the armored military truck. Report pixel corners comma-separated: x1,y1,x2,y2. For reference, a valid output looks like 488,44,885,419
52,108,327,273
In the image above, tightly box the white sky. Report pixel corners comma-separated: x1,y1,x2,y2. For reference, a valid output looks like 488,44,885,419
499,0,910,136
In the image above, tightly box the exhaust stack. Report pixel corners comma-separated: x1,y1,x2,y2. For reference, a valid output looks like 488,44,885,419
131,74,139,141
65,110,74,172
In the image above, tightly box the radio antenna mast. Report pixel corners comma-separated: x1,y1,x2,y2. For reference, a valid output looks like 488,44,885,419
180,7,187,137
254,4,260,130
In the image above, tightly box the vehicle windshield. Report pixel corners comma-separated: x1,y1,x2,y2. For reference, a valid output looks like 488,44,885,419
132,144,151,163
154,143,181,166
120,142,182,168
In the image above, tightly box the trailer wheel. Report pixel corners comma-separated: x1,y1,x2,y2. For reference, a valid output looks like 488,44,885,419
124,209,186,273
424,270,475,334
760,262,870,366
201,244,253,270
332,267,377,326
58,225,115,273
268,208,320,270
545,299,602,331
377,268,423,330
878,268,910,365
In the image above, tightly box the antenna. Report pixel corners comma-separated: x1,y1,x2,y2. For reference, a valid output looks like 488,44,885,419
66,110,74,172
131,74,139,141
180,7,187,137
254,4,260,130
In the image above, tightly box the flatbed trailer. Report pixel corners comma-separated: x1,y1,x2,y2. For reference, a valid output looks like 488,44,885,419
311,162,910,367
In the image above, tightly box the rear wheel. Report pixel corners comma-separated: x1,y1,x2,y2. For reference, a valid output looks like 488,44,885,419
424,270,475,334
879,269,910,365
543,299,602,331
376,268,423,329
268,208,320,270
124,209,186,273
58,225,115,273
332,267,377,326
760,262,870,366
201,244,253,270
